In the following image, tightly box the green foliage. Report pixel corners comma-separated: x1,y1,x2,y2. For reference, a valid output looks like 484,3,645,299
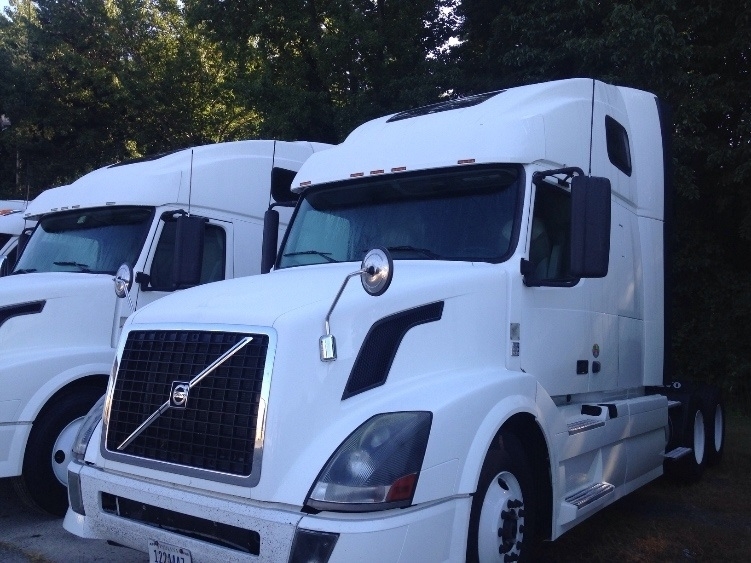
0,0,261,197
185,0,459,142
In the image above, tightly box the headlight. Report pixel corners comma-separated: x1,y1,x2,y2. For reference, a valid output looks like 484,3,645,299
71,394,106,463
306,411,432,512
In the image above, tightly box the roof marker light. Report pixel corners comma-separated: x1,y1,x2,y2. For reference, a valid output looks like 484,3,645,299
391,166,407,172
370,169,384,175
350,172,364,177
299,180,312,187
458,159,476,165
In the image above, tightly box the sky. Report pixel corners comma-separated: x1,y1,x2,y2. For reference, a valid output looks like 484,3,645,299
0,1,9,14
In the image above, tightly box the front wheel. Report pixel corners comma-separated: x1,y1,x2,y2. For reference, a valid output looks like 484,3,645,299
13,387,103,516
467,431,537,563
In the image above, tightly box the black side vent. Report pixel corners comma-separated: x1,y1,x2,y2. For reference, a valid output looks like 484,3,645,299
342,302,444,400
0,300,45,328
386,91,504,123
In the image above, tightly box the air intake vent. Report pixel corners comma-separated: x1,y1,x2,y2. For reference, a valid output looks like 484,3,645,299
386,91,504,123
105,329,269,480
342,302,444,399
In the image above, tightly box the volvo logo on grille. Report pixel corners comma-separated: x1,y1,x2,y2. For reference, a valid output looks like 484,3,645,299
170,381,190,409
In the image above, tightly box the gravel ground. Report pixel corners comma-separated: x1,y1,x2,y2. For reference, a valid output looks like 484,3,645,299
0,479,146,563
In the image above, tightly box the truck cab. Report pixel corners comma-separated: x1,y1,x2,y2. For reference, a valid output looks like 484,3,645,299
0,200,34,273
0,140,330,515
64,80,721,562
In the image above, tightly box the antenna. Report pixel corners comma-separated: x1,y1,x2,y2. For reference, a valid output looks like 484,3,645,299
187,149,194,216
588,79,595,176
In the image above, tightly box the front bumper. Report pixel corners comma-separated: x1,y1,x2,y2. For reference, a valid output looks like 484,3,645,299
64,462,470,562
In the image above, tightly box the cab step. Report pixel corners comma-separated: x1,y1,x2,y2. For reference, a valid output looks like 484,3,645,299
564,482,614,509
567,419,605,435
663,446,692,460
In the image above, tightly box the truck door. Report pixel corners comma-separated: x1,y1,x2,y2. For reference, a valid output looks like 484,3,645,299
133,216,232,311
519,180,618,396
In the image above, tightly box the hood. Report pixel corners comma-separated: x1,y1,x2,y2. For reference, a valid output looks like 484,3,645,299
127,260,483,330
0,272,119,354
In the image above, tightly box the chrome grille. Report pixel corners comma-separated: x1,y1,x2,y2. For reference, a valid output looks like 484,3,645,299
105,330,268,477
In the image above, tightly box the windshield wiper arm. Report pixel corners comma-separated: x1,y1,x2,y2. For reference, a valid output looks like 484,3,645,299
11,268,37,274
53,261,91,272
283,250,338,263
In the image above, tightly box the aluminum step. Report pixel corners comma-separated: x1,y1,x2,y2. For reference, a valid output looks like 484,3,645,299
565,482,614,509
567,419,605,435
668,400,682,409
663,446,692,460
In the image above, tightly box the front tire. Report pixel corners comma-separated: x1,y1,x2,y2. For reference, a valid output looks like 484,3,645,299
467,431,537,563
13,387,102,516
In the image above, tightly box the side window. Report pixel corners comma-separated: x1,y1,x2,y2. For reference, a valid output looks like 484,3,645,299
605,115,632,176
526,182,574,285
149,221,226,290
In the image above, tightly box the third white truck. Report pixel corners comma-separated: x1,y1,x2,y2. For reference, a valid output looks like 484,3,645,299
65,79,724,562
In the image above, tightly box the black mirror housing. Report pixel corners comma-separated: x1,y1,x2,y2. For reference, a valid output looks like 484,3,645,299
172,214,206,288
261,209,280,274
570,175,611,278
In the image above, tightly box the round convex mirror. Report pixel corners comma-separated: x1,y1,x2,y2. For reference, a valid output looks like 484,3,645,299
360,247,393,296
114,262,133,298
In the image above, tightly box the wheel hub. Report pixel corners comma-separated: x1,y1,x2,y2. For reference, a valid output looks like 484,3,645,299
478,470,526,562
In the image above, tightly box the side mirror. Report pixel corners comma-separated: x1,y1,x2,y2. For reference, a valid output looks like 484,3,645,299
172,214,206,288
17,227,32,258
114,262,134,298
319,248,394,361
570,175,611,278
261,208,280,274
360,247,393,296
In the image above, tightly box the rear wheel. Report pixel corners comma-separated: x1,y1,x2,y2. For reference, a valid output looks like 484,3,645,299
467,431,537,563
701,387,725,467
13,387,102,515
665,397,707,483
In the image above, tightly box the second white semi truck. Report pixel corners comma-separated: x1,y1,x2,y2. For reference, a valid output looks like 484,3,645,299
65,80,723,562
0,139,330,515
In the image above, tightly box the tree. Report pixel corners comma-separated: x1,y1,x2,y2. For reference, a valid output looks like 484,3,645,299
0,0,261,197
186,0,459,143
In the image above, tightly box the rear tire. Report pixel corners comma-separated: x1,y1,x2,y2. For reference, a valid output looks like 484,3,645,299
467,431,537,563
13,387,102,516
700,386,725,467
665,396,707,483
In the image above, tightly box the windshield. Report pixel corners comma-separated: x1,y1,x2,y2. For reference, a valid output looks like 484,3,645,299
278,165,522,268
13,206,154,275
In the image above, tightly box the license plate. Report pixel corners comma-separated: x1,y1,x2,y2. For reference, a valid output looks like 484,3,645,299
149,539,192,563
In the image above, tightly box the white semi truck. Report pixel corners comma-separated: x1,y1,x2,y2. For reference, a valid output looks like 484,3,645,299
64,79,723,562
0,200,33,269
0,139,330,515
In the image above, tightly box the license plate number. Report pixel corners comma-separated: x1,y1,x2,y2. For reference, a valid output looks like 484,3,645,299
149,539,192,563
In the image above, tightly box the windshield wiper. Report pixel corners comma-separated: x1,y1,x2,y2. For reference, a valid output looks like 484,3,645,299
283,250,338,263
53,261,91,272
386,245,444,259
11,268,37,274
